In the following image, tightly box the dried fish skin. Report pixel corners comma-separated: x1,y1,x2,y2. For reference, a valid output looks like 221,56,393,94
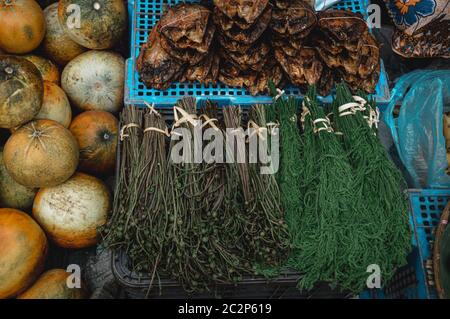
317,66,334,96
217,4,272,44
317,10,368,43
162,18,216,53
214,0,270,24
227,40,271,71
159,3,211,44
137,26,185,90
248,57,284,95
275,47,324,87
270,0,317,36
217,32,256,52
160,34,207,65
181,51,216,84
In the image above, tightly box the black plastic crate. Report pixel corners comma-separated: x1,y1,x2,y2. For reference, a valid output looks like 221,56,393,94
111,250,351,299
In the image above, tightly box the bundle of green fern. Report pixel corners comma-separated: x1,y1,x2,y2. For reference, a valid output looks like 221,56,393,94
331,83,411,284
296,86,376,293
267,84,304,272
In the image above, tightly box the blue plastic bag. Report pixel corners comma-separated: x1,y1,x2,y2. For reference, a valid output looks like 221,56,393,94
384,70,450,188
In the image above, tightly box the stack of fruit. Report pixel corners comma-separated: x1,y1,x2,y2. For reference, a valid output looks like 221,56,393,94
0,0,128,299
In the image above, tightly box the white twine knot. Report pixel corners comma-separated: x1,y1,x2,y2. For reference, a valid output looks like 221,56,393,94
172,106,199,130
266,122,280,135
120,123,141,141
144,102,160,116
247,120,267,141
274,88,285,101
199,114,220,131
313,117,333,134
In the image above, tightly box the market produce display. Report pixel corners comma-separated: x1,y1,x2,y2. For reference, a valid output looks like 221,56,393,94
0,56,44,129
103,99,290,292
0,0,46,54
33,172,111,248
0,208,48,299
103,87,412,294
69,111,118,176
34,81,72,128
42,3,87,66
3,119,79,188
18,269,88,299
0,149,37,210
61,50,125,113
0,0,433,301
137,1,381,96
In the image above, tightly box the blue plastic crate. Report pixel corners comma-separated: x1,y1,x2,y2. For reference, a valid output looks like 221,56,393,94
125,0,390,107
361,189,450,299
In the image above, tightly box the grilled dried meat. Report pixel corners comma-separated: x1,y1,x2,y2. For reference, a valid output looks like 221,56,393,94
159,4,211,44
249,58,284,95
219,71,256,88
318,38,380,78
317,66,334,96
316,47,342,69
137,2,382,95
214,0,269,24
213,6,257,31
356,33,380,77
162,18,216,53
312,30,344,55
317,10,368,43
275,47,323,87
272,30,308,51
217,32,255,52
270,0,316,36
339,68,379,93
338,66,380,92
300,48,324,85
227,40,271,70
272,34,303,56
203,52,220,84
218,5,272,44
219,60,257,88
181,51,220,85
271,0,291,9
160,34,207,64
137,26,184,90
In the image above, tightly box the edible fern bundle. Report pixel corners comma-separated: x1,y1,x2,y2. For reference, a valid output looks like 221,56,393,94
297,86,374,293
166,98,251,291
223,106,289,275
102,105,144,257
332,83,411,283
130,107,171,278
248,105,290,274
266,87,305,271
